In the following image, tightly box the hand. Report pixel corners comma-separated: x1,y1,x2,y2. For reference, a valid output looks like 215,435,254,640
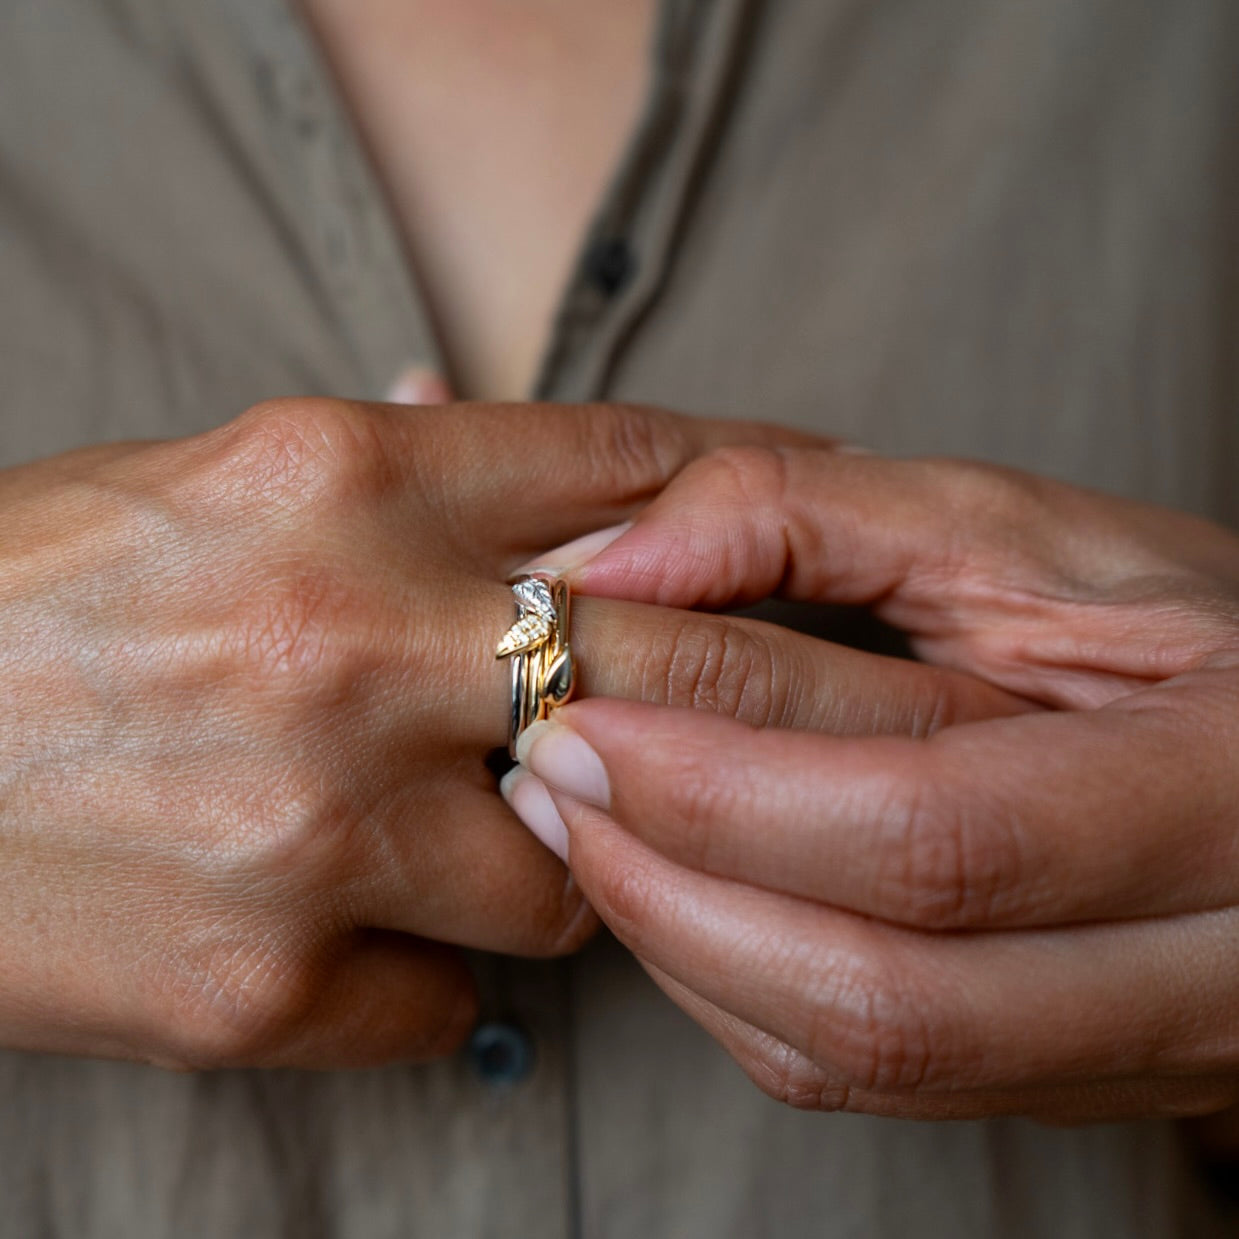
509,447,1239,1122
0,403,1024,1071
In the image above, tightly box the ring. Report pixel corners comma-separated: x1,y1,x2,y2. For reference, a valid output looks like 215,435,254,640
496,575,576,757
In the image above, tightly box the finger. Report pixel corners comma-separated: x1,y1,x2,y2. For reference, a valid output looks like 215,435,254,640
549,789,1239,1094
257,933,478,1070
359,772,599,959
208,400,830,573
521,674,1239,927
466,589,1032,756
642,963,1238,1123
561,448,1239,701
381,401,831,556
573,597,1033,736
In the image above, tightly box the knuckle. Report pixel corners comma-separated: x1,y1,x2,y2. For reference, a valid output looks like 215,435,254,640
652,615,781,724
159,941,320,1071
871,764,1029,929
742,1040,851,1112
586,404,687,499
903,679,962,739
225,399,389,511
693,444,787,502
802,949,942,1093
675,448,792,603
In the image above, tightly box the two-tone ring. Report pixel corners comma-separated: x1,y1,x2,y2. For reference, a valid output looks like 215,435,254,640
496,576,576,757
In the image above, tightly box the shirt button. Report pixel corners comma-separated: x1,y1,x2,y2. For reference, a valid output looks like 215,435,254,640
467,1020,536,1087
583,236,635,297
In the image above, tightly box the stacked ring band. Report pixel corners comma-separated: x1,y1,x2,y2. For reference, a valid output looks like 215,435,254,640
496,575,576,757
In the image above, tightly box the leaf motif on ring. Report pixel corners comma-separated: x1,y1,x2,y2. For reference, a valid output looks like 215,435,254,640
513,577,557,621
496,613,553,658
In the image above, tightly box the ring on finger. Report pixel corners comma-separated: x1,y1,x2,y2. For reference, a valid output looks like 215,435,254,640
496,575,576,757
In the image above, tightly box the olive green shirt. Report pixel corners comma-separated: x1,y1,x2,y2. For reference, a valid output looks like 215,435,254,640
1,1,1237,1236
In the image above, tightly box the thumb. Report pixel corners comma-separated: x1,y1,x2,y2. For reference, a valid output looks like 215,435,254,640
524,446,1239,703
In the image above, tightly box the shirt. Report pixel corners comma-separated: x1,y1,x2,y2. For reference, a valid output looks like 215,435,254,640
1,1,1237,1236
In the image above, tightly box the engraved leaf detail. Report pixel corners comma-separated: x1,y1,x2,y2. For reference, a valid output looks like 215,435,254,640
513,577,556,620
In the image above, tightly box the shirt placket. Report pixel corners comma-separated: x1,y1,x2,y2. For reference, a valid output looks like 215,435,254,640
533,0,759,405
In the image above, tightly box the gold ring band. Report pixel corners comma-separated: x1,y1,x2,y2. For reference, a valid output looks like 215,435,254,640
496,576,576,757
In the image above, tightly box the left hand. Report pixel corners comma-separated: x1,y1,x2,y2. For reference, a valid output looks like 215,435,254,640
504,447,1239,1122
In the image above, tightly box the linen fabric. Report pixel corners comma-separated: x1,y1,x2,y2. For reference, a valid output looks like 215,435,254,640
2,2,1237,1235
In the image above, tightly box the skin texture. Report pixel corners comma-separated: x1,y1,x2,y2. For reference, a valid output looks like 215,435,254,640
509,446,1239,1123
0,401,1030,1071
300,0,656,399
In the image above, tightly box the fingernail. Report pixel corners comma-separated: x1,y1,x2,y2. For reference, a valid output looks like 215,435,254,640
836,443,876,455
516,720,611,810
500,766,570,862
514,522,632,578
385,365,454,405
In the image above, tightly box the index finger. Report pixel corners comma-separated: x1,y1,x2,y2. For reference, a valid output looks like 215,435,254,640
519,669,1239,929
382,402,832,557
556,447,1239,699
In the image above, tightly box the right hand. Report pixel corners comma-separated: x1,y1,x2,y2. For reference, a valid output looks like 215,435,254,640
0,398,1026,1071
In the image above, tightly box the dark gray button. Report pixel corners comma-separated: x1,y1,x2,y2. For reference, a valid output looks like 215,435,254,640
584,237,635,297
468,1021,535,1086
